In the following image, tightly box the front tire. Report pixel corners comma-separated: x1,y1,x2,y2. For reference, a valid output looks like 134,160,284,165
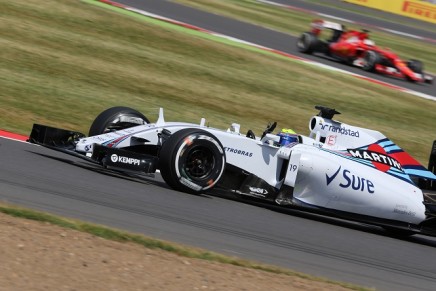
159,128,226,194
89,106,149,136
362,50,381,72
407,59,423,74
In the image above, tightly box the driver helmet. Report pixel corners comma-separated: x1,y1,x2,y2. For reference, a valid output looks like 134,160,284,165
278,128,299,146
363,39,375,46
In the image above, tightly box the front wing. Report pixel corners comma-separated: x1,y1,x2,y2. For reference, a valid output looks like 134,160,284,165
28,124,158,174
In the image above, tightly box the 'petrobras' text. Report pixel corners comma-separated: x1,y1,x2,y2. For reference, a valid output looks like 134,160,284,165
224,147,253,157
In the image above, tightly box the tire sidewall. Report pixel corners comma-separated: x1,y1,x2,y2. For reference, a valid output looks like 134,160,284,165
407,59,423,74
297,32,315,53
161,129,225,193
362,50,379,71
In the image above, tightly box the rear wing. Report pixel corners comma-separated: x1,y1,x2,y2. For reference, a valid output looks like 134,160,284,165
422,140,436,190
430,140,436,176
310,19,344,35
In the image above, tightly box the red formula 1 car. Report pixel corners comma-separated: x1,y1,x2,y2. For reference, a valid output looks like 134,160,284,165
297,19,433,84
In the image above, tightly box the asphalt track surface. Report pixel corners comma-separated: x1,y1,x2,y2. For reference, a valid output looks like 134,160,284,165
2,1,436,291
115,0,435,98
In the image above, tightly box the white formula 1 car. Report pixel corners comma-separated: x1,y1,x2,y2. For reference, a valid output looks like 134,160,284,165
29,106,436,236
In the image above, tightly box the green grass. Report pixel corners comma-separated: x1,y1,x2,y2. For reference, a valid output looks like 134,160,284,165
174,0,436,73
0,203,373,291
1,0,435,167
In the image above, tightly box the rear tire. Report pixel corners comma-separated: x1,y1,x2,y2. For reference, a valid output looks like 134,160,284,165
89,106,149,136
159,128,226,194
362,50,381,72
297,32,319,54
383,227,415,238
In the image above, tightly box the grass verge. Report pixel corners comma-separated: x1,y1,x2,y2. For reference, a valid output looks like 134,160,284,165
0,202,372,291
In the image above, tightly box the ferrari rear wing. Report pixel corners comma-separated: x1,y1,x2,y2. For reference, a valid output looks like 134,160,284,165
311,19,343,31
310,19,344,37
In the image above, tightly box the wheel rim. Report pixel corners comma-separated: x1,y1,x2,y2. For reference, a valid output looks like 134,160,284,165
183,146,215,180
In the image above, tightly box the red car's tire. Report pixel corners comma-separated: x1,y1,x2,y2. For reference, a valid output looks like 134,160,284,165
407,59,423,74
297,32,318,54
362,50,381,72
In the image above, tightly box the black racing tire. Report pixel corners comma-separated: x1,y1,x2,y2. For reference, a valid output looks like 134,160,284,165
297,32,319,54
159,128,226,194
362,50,381,72
407,59,423,74
89,106,150,136
383,227,415,238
